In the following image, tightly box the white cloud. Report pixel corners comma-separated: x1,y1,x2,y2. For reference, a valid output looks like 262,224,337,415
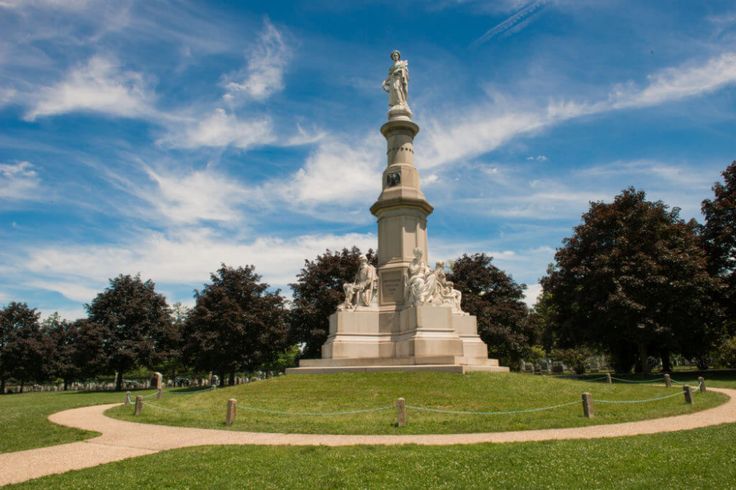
612,52,736,109
160,108,274,149
27,280,99,303
523,282,542,308
421,51,736,169
24,55,153,120
223,19,289,102
0,161,40,200
142,166,254,224
20,229,377,300
264,135,383,214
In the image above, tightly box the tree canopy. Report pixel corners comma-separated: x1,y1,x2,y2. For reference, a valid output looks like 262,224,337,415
447,253,532,368
541,188,723,373
87,274,173,390
701,161,736,325
183,264,288,385
0,302,44,392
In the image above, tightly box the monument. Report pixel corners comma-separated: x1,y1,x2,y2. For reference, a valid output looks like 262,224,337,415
287,51,508,374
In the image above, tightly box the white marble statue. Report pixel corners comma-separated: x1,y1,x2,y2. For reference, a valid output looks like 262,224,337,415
339,255,378,310
382,50,411,114
432,261,465,315
404,248,431,305
404,250,466,314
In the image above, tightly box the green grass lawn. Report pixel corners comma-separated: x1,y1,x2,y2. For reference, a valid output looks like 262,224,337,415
107,372,725,434
0,390,155,453
11,421,736,489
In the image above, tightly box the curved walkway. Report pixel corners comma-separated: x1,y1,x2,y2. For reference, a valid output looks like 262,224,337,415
1,387,736,486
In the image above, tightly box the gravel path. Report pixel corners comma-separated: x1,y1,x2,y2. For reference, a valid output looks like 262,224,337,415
1,387,734,486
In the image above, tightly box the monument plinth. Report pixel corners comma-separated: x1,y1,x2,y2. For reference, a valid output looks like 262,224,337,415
287,51,508,374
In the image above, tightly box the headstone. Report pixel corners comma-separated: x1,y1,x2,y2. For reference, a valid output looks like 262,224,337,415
606,373,612,384
152,372,163,390
698,376,706,393
664,374,672,388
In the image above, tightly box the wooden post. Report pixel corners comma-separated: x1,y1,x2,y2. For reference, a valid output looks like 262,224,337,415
226,398,237,426
664,374,672,388
156,388,162,400
582,392,593,418
396,397,406,427
698,376,706,393
124,391,132,405
606,373,612,384
134,395,143,416
683,385,693,405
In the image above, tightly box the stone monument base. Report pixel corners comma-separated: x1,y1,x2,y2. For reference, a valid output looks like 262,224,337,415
286,304,509,375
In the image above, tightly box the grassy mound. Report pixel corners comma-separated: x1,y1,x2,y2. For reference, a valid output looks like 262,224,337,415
107,372,724,434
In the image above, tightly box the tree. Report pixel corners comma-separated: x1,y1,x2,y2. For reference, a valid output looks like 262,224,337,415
289,247,376,358
701,161,736,329
541,188,723,373
87,274,173,391
43,314,79,390
0,302,44,392
447,253,531,369
183,264,288,385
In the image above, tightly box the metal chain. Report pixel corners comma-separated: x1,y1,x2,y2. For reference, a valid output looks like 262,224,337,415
406,400,580,415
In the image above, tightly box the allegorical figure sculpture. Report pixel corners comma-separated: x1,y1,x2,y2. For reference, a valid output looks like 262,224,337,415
404,250,467,314
339,255,378,310
382,49,411,115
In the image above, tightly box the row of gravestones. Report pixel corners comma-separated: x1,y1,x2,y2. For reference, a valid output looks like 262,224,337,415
519,356,611,374
2,371,287,394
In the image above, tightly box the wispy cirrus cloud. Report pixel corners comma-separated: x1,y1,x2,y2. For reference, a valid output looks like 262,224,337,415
0,161,41,201
158,108,274,149
422,51,736,168
24,55,154,121
223,19,290,102
141,165,254,225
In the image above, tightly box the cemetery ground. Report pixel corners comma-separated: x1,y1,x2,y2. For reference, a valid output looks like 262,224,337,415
1,371,735,488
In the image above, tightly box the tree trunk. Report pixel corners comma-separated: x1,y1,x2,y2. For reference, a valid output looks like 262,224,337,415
218,370,225,387
637,343,650,374
20,380,24,393
229,371,235,386
63,378,69,391
115,370,123,392
0,377,5,394
661,351,672,373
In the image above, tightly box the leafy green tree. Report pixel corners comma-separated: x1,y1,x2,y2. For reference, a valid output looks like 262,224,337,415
87,274,173,391
701,161,736,331
289,247,376,358
183,265,288,385
541,188,723,373
43,314,80,390
447,253,531,369
0,302,44,392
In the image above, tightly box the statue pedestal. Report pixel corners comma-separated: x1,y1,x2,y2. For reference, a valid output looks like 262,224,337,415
287,305,508,374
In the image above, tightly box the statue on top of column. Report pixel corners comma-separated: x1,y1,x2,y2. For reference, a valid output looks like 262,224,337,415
382,50,411,116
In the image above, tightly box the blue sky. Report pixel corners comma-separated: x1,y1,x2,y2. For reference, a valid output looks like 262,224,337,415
1,0,735,319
